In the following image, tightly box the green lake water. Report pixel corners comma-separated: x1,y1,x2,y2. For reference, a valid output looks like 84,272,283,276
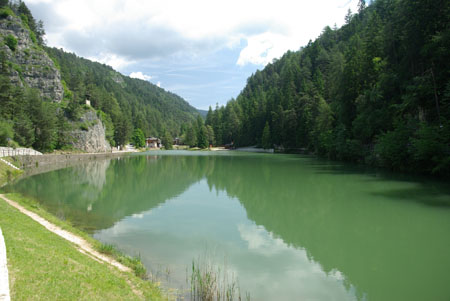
5,151,450,300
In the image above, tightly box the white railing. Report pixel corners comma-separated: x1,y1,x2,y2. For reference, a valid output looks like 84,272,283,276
0,147,43,158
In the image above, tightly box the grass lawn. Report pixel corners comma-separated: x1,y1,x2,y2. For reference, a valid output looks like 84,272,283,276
0,194,164,300
0,157,22,186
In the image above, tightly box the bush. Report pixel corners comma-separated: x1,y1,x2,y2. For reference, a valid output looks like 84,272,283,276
79,123,89,131
375,123,412,171
131,128,145,148
5,34,17,51
7,139,19,148
0,7,13,19
98,243,115,255
411,122,450,175
0,120,13,146
161,131,173,150
29,30,37,44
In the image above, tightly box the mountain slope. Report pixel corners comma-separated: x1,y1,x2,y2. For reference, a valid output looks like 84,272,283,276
0,1,199,151
207,0,450,176
45,47,199,141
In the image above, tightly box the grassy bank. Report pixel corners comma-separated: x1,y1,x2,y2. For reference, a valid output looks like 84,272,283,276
0,157,22,186
0,193,164,300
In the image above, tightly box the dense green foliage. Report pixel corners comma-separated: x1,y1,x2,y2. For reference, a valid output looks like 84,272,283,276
5,34,17,51
0,49,62,151
208,0,450,176
131,128,145,148
161,129,173,150
17,0,44,45
0,1,199,151
0,119,13,145
181,115,212,148
45,47,199,146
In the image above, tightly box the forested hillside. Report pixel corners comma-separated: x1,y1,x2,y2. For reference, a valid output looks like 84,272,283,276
207,0,450,176
0,1,199,152
0,1,63,152
46,47,199,146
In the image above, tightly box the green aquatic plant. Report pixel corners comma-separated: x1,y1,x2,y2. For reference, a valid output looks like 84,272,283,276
189,255,249,301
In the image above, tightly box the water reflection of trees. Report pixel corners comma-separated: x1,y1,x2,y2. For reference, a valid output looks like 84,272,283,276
9,153,450,300
204,155,450,301
9,155,211,231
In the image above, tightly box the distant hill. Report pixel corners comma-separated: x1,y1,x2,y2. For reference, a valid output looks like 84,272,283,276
46,47,200,143
197,109,208,118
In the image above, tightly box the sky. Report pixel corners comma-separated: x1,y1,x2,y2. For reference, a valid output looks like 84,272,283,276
26,0,359,110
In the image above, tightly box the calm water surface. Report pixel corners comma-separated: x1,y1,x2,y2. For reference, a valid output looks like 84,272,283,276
6,151,450,300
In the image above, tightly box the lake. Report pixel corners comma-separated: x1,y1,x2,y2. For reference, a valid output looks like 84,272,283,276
5,151,450,300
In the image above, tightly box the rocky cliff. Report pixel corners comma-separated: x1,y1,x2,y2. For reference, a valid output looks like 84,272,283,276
0,10,112,153
68,111,112,153
0,15,63,102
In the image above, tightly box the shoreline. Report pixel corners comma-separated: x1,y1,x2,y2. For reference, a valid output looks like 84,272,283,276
0,153,170,299
0,194,130,272
0,192,166,300
12,151,135,178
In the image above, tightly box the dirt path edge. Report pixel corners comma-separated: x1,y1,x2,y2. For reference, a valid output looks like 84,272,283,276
0,194,131,274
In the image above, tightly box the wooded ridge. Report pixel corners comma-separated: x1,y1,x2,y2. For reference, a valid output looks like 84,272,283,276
205,0,450,176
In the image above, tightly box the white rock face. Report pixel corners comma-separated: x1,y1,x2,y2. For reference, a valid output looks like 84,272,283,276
69,111,112,153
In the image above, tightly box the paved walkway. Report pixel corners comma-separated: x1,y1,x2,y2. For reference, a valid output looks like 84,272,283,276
0,227,10,301
0,195,130,273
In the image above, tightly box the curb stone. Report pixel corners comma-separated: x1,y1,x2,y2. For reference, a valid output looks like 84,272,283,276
0,159,20,171
0,227,10,301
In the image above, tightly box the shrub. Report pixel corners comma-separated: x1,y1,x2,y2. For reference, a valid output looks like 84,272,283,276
375,123,412,171
131,128,145,148
98,243,114,255
79,123,89,131
0,7,13,19
0,120,13,146
5,34,17,51
29,30,37,44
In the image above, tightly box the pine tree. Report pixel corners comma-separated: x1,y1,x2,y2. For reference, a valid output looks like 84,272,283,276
161,129,173,150
197,125,209,149
131,128,145,148
261,122,271,149
184,125,197,147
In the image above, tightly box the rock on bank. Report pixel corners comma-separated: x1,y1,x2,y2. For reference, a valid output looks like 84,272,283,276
68,111,111,153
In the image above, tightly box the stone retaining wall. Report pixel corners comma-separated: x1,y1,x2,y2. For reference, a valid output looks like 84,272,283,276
15,152,131,177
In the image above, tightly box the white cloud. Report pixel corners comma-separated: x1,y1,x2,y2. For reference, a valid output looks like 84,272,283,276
156,81,161,88
88,53,134,70
129,71,153,81
237,32,300,66
238,223,287,254
27,0,360,108
28,0,359,69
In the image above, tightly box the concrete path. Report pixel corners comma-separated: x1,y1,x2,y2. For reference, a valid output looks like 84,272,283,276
0,227,10,301
0,194,130,274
